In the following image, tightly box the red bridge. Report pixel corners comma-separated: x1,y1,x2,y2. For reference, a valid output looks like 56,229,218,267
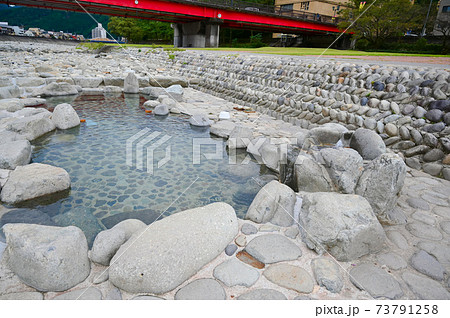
0,0,343,47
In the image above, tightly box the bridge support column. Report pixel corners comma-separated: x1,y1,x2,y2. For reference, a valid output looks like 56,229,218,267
173,21,220,48
172,23,182,48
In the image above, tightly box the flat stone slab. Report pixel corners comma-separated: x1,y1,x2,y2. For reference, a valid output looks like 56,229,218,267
377,253,407,270
225,244,237,256
175,279,226,300
237,289,287,300
132,295,165,300
402,272,450,300
91,270,109,285
406,222,443,241
410,250,445,281
433,206,450,219
259,224,279,232
263,263,314,294
52,287,102,300
412,211,436,225
417,241,450,267
386,231,409,250
0,292,43,300
440,221,450,235
350,264,404,299
241,223,258,235
244,234,302,264
311,258,343,293
104,286,122,300
284,227,299,239
235,234,246,247
421,193,448,206
213,258,260,287
406,197,430,211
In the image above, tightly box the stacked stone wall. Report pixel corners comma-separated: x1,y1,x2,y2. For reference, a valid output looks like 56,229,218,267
149,51,450,179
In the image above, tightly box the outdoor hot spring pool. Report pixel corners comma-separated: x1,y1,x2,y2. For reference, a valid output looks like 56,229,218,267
0,94,277,245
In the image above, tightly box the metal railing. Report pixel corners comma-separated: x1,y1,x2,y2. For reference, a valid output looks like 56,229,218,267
178,0,340,25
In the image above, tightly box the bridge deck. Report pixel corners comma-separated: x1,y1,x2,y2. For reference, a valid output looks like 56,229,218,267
0,0,341,34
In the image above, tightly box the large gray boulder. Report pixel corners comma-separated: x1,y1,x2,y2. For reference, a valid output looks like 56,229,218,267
299,192,385,261
16,77,46,87
0,140,31,169
21,98,46,107
153,104,169,116
189,114,211,127
51,103,80,130
227,125,253,149
2,224,90,292
210,121,236,138
1,163,71,204
0,98,24,112
165,84,184,102
294,155,334,192
319,147,363,194
72,76,103,88
103,77,124,87
245,180,296,227
261,142,280,172
350,128,386,160
124,72,139,94
33,82,78,97
142,86,165,98
355,153,406,224
149,76,187,87
7,112,56,141
0,131,26,146
11,107,49,119
109,202,238,294
307,123,348,145
0,85,20,99
90,219,147,266
248,139,287,173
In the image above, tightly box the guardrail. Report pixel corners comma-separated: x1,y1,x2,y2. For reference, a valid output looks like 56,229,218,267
180,0,340,25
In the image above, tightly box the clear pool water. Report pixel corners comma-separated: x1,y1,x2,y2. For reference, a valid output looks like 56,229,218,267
2,94,277,245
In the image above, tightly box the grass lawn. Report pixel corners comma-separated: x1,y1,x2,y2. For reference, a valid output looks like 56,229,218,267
105,43,448,57
188,46,449,57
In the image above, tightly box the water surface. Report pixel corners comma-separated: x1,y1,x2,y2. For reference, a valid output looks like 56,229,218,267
1,94,276,244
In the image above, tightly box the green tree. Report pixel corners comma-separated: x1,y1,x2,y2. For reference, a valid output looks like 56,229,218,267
434,18,450,50
338,0,423,49
108,17,143,43
135,20,173,41
108,17,173,43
